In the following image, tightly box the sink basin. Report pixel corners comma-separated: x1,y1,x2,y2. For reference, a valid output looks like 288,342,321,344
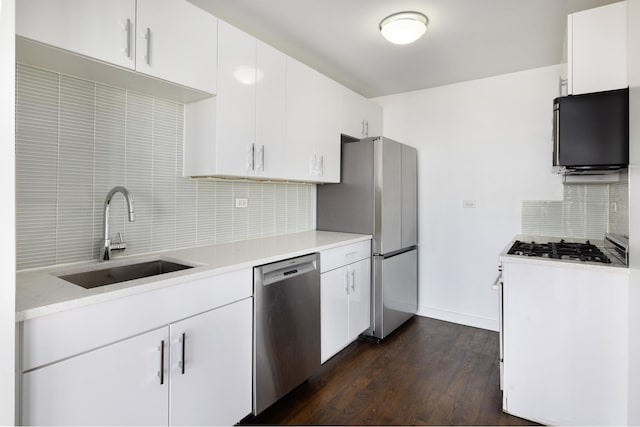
58,260,194,289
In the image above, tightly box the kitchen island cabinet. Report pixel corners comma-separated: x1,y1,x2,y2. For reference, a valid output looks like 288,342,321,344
501,257,629,425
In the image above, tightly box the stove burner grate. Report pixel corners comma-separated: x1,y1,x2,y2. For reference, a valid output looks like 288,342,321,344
507,239,611,264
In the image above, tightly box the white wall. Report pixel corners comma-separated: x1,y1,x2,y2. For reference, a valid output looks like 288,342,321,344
0,0,16,424
373,65,563,330
627,0,640,424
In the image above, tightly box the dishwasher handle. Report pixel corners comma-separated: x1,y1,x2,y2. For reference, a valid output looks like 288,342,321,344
257,253,319,286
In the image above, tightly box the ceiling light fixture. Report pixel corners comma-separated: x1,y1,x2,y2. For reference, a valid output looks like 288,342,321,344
379,11,428,45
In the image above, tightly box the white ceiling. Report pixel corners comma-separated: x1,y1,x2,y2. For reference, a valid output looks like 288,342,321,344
189,0,621,98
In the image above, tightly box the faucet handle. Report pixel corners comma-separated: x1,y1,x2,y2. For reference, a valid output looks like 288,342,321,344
117,232,124,243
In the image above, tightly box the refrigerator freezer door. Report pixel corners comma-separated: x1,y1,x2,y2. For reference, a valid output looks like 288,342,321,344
370,248,418,339
401,144,418,248
374,139,402,255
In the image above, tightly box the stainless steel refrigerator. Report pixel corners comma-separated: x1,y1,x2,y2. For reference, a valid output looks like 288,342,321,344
317,136,418,339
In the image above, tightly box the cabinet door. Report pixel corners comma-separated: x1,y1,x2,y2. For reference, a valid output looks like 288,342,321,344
286,57,341,182
364,100,383,138
215,20,258,177
22,327,169,426
16,0,136,70
320,266,350,363
169,298,252,426
255,41,287,179
348,258,371,341
340,88,368,139
136,0,217,94
569,1,627,94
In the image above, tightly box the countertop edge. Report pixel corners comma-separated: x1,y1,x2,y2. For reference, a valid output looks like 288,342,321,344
16,231,373,322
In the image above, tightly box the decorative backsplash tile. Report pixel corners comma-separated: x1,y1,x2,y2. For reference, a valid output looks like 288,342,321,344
16,64,315,270
522,177,629,239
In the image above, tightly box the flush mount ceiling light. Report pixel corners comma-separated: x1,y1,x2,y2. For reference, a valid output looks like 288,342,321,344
379,11,428,45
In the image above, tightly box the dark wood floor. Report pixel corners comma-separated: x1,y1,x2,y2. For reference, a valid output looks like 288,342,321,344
243,316,537,426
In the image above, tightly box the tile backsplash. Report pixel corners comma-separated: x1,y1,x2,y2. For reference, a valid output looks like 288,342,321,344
16,64,315,270
522,172,629,239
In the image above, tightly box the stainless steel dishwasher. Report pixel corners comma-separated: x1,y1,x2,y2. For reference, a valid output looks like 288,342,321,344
253,253,320,415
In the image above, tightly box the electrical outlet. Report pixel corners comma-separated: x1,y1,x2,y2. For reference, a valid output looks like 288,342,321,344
463,200,476,209
235,198,248,208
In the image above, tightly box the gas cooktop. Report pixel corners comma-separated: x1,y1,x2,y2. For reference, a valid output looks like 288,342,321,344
507,239,611,264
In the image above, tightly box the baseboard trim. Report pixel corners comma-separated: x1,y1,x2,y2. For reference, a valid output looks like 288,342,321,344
417,305,498,332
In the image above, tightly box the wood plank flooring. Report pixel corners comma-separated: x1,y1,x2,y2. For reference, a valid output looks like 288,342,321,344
243,316,537,426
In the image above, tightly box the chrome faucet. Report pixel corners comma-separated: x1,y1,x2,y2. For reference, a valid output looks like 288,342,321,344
101,186,136,261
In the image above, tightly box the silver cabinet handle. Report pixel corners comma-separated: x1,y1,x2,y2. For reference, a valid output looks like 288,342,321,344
260,145,265,171
344,270,349,294
365,120,369,136
158,340,165,385
350,269,355,292
144,28,151,65
361,120,365,137
124,18,132,59
319,155,324,176
179,333,186,375
247,143,255,171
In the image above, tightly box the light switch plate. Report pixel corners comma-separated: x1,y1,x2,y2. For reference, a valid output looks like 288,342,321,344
463,200,476,208
235,198,248,208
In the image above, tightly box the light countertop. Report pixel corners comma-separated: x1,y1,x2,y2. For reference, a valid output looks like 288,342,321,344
16,230,372,322
499,234,629,273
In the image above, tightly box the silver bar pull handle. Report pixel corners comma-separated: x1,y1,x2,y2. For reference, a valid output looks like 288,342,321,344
361,120,365,136
158,340,165,385
124,18,132,59
319,155,324,177
144,28,151,65
350,269,355,292
344,270,349,294
365,120,369,137
179,333,186,375
260,145,265,171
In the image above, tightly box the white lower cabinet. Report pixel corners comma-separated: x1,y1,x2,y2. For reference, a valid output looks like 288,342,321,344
22,327,169,426
169,298,252,426
320,241,371,363
20,269,253,426
502,260,628,425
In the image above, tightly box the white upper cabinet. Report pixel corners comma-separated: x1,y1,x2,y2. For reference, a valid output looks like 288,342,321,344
16,0,136,70
185,23,290,179
286,57,341,183
568,1,627,95
255,40,288,179
17,0,217,95
135,0,218,94
340,88,383,139
215,20,258,177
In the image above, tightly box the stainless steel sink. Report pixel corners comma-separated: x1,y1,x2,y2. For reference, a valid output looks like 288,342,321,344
58,260,194,289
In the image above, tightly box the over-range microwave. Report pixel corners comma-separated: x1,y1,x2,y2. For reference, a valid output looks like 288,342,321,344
553,88,629,174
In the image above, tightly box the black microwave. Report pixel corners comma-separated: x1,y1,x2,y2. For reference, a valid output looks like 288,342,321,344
553,88,629,173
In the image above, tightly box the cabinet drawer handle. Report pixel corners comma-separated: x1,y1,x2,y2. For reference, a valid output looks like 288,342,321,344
124,18,132,59
365,120,369,137
158,340,165,385
179,333,186,375
144,28,152,65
